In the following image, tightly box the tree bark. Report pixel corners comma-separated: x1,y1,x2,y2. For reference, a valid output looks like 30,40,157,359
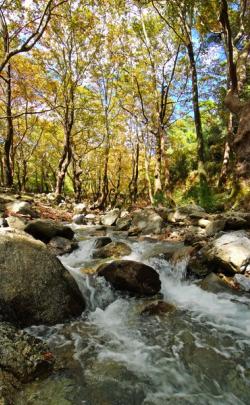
3,63,14,187
55,92,74,197
218,112,234,187
187,42,206,181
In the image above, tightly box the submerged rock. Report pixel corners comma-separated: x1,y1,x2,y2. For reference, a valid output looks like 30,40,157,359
199,273,239,294
0,322,54,383
0,230,85,327
141,300,176,316
0,322,54,404
93,236,112,249
97,260,161,296
25,219,74,243
93,241,131,259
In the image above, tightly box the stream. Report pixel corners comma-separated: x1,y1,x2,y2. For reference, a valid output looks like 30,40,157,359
20,226,250,405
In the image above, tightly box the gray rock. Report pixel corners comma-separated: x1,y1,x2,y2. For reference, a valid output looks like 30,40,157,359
167,204,206,223
6,201,38,218
198,218,226,237
72,214,86,225
200,273,235,294
202,231,250,274
0,322,54,383
116,216,132,231
73,203,87,215
93,236,112,249
6,216,27,231
48,236,78,256
0,230,85,327
140,300,176,316
93,241,131,259
129,209,163,235
97,260,161,296
234,274,250,292
25,219,74,243
100,209,120,226
224,212,250,230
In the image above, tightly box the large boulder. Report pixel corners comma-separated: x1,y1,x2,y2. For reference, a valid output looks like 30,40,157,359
24,219,74,243
93,241,131,259
97,260,161,296
0,230,85,327
202,231,250,274
100,209,120,226
129,209,163,235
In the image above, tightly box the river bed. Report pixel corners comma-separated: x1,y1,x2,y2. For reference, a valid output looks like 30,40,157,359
20,226,250,404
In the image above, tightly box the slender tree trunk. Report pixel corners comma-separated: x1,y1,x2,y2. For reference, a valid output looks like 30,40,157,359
144,145,154,204
72,148,83,202
21,160,28,191
98,106,110,210
218,112,234,187
3,63,14,187
55,107,74,196
154,127,163,196
187,42,206,180
129,141,139,204
111,152,122,207
0,152,4,186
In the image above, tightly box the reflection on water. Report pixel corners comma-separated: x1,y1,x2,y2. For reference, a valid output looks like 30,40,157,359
21,228,250,404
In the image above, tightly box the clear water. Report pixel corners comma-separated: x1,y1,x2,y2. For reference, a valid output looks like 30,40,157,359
21,227,250,405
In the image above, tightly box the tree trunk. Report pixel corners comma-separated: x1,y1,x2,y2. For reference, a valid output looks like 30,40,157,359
3,63,14,187
154,127,163,197
218,112,234,187
129,141,139,204
144,145,154,204
97,106,110,210
187,42,206,181
72,149,83,203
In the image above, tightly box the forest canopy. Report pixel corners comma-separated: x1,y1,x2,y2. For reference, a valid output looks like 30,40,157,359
0,0,249,211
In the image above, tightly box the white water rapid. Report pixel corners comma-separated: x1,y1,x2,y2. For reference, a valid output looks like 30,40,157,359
22,227,250,405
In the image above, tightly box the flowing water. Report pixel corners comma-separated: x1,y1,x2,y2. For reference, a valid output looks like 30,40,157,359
20,227,250,405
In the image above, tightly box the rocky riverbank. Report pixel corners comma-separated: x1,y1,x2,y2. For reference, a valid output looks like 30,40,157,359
0,190,249,403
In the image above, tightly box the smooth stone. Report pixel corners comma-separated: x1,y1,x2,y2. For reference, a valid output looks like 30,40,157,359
25,219,74,243
97,260,161,296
